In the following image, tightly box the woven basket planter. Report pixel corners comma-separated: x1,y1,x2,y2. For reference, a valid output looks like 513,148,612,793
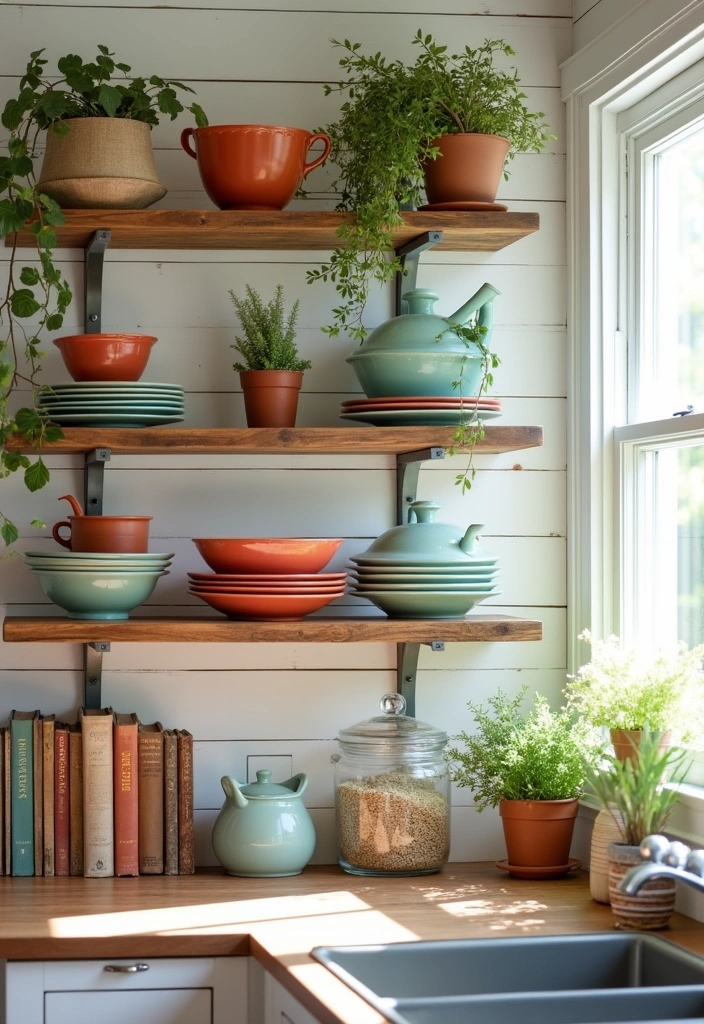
607,842,676,930
37,118,166,209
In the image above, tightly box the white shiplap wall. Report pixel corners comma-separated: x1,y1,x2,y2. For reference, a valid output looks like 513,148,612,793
0,0,570,866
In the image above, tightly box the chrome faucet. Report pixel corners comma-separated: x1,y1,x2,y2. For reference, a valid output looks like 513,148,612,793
618,835,704,895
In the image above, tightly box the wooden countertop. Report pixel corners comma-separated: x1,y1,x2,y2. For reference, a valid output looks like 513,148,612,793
2,865,704,1024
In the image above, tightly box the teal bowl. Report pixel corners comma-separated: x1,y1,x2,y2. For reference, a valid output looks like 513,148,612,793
346,350,484,399
32,568,167,620
351,589,499,619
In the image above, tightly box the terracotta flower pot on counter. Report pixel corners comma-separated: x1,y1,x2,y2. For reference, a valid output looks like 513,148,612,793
610,729,672,764
499,797,579,868
239,370,303,427
180,124,331,210
423,133,511,206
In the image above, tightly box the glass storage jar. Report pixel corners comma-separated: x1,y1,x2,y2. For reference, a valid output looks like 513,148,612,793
334,693,450,876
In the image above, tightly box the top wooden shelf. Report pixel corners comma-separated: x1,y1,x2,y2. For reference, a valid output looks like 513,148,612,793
6,425,543,456
6,209,540,252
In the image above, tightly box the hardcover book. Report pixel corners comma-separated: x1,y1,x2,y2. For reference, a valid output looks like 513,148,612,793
3,727,10,875
177,729,195,875
54,723,70,876
0,727,4,875
114,712,139,877
138,722,164,874
42,715,55,877
33,713,43,876
80,706,114,878
68,722,84,876
10,710,39,876
163,729,179,875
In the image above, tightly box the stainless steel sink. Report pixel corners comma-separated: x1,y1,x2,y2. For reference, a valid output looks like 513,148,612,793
311,934,704,1024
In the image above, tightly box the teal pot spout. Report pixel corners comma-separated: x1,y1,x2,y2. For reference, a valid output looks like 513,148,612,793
449,282,501,325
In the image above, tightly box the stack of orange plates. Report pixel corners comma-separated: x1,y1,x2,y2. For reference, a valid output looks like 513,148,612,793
340,396,502,427
187,571,347,620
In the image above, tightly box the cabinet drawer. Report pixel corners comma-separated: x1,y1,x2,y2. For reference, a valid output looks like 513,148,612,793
45,988,211,1024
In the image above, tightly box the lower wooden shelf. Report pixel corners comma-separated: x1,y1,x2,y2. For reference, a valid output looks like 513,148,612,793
3,614,542,644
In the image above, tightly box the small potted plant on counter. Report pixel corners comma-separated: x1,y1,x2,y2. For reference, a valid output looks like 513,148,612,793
229,284,312,428
446,685,605,878
586,727,691,930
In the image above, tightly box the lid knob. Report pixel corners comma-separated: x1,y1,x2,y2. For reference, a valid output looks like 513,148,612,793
380,693,407,716
256,770,272,783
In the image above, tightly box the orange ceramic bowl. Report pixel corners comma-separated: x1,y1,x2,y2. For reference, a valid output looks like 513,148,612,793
53,333,158,382
191,589,342,620
188,584,346,594
191,538,343,575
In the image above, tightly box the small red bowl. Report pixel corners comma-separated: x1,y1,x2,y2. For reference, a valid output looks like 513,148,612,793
192,537,343,575
191,589,342,620
53,334,158,382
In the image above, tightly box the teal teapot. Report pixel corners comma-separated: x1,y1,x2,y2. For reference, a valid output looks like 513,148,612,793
211,770,316,877
352,500,498,565
346,282,500,398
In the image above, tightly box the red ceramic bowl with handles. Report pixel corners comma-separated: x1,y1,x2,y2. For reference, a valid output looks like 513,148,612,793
53,333,158,382
192,537,343,575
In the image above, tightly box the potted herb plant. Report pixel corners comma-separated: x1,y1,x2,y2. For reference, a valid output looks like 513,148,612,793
0,45,207,546
586,728,691,930
446,686,605,875
307,31,554,341
229,284,312,428
564,630,704,759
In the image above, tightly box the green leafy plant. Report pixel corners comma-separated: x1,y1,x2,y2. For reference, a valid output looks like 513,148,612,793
446,685,606,810
307,32,554,341
229,285,312,373
0,46,208,546
585,727,691,846
564,630,704,745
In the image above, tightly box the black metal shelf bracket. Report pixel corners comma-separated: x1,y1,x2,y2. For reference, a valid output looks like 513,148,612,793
397,641,445,718
396,447,445,525
84,642,111,709
395,230,443,317
84,229,111,333
84,447,111,516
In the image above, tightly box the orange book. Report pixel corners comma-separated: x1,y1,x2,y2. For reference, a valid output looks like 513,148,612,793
114,713,139,877
0,728,4,875
138,722,164,874
54,724,70,876
163,729,179,876
177,729,195,875
68,723,83,876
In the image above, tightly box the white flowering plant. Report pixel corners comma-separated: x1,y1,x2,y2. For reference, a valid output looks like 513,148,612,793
564,631,704,744
446,685,606,811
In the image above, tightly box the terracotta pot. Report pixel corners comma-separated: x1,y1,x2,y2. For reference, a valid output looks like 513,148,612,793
180,124,331,210
37,118,166,209
609,729,672,764
607,842,676,930
239,370,303,428
499,798,579,867
52,515,152,553
53,333,158,382
423,133,511,205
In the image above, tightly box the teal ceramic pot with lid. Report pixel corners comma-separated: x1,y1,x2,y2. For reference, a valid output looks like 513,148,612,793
351,500,495,565
211,769,317,877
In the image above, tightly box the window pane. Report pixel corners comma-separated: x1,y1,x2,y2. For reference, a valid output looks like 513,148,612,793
678,443,704,647
654,130,704,417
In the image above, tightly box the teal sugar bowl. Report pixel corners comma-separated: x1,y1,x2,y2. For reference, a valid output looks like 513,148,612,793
212,770,317,877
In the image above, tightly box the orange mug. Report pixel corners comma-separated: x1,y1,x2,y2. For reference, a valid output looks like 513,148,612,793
52,494,152,553
180,124,331,210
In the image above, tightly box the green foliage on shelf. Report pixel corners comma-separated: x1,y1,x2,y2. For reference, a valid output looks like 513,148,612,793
229,285,312,373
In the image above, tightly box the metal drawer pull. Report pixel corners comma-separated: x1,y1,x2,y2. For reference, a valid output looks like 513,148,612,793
104,963,150,973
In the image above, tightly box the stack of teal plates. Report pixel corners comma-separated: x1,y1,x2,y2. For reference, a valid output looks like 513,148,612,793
38,381,185,427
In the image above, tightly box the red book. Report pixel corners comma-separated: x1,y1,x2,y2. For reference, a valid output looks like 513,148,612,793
114,713,139,877
54,724,70,876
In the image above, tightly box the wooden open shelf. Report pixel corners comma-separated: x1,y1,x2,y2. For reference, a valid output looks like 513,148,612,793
6,209,540,252
6,425,543,456
2,614,542,644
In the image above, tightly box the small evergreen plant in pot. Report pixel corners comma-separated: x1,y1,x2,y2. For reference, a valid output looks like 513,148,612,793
229,284,312,428
446,686,605,871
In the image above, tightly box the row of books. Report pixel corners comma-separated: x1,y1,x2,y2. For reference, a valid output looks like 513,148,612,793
0,707,195,877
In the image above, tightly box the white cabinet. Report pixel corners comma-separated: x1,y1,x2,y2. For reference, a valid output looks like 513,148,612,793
3,957,247,1024
263,970,321,1024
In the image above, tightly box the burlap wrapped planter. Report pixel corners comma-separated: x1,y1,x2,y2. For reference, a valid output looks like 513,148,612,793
37,118,166,209
608,842,676,930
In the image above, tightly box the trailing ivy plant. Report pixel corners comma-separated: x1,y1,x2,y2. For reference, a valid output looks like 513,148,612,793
0,46,208,546
307,32,554,341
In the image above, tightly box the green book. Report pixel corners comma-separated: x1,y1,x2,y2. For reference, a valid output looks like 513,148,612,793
11,711,39,876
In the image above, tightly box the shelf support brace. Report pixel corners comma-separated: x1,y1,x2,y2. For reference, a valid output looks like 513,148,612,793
397,641,445,718
83,642,110,710
395,230,443,317
84,229,111,333
84,448,111,516
396,447,445,525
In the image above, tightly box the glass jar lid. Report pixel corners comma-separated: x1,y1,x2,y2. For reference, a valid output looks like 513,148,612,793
337,693,448,752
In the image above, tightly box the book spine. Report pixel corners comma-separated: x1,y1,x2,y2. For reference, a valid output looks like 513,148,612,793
42,718,55,877
138,728,164,874
0,729,4,875
54,728,70,876
114,719,139,877
178,730,195,875
4,729,10,877
81,711,114,877
69,726,84,877
163,730,179,875
33,715,43,876
10,716,34,876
